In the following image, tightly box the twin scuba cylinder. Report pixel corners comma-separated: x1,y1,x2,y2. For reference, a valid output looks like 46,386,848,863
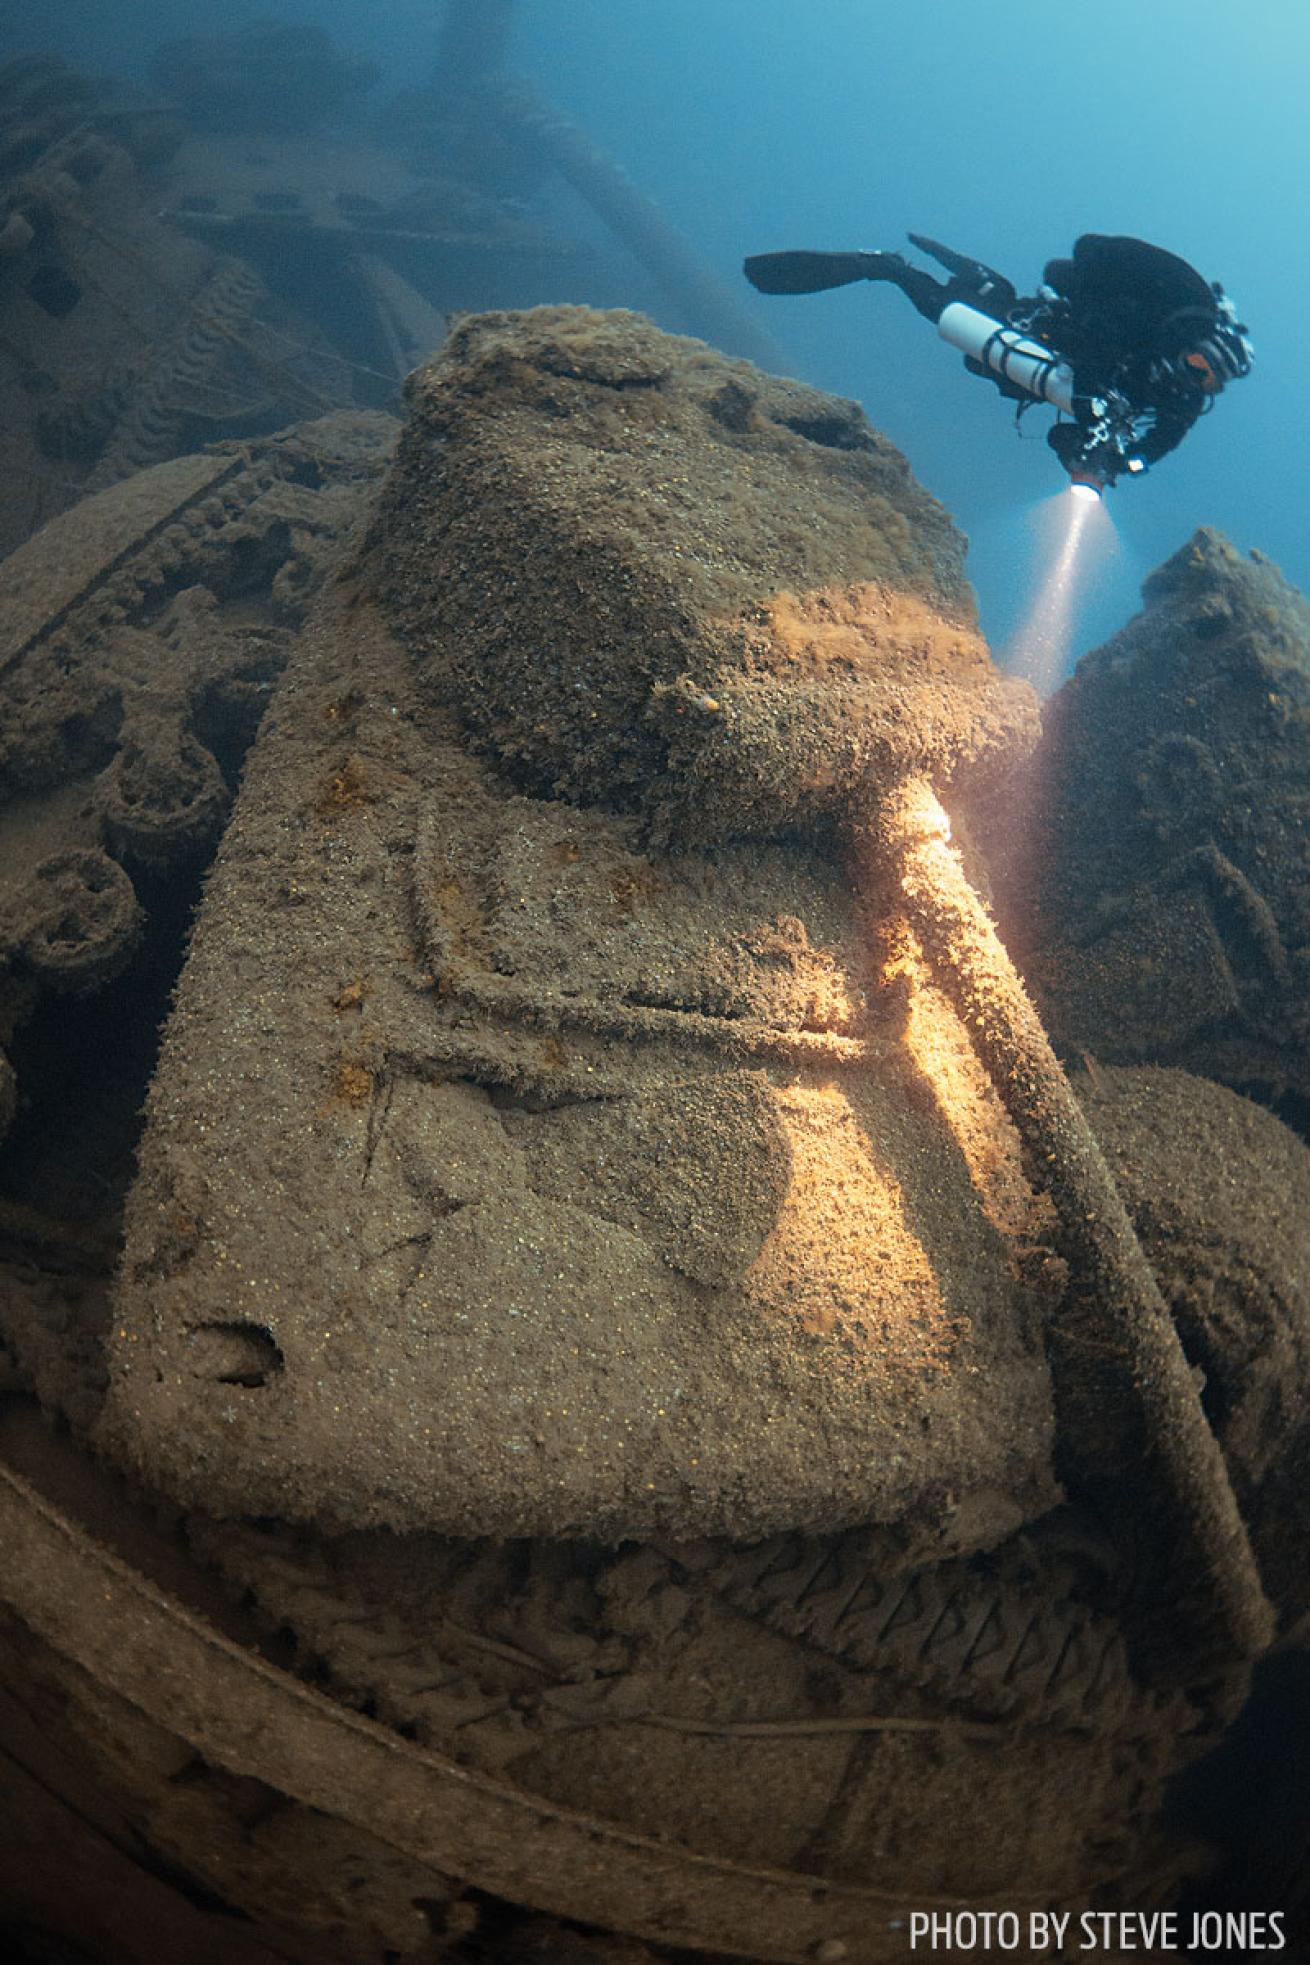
936,301,1075,414
935,301,1142,491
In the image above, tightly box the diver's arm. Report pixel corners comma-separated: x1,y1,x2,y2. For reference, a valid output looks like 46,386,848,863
1130,396,1202,467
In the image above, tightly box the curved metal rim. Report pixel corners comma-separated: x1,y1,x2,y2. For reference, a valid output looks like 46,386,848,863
0,1457,1065,1962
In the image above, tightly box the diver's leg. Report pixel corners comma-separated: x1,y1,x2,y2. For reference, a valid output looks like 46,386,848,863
861,255,950,319
908,233,1018,313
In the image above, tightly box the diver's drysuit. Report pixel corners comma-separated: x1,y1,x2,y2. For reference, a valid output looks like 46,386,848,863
743,232,1252,488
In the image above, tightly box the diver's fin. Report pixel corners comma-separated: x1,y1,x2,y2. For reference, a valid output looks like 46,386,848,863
909,232,1007,284
743,250,890,295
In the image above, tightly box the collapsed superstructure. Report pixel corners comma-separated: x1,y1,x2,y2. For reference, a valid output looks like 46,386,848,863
0,11,777,565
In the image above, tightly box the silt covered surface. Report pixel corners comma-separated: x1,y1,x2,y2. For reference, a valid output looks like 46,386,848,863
4,313,1310,1949
366,304,1037,843
992,527,1310,1103
98,306,1060,1548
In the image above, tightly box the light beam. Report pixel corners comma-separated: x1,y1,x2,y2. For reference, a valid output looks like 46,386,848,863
1006,487,1116,695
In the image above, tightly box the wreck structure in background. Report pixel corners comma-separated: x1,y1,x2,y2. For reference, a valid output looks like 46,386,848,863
0,7,1308,1963
0,0,777,559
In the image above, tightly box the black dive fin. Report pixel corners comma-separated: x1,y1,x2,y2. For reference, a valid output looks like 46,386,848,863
743,250,881,295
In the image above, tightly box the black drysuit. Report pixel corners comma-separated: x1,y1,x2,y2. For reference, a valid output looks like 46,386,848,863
1035,234,1223,466
742,230,1233,475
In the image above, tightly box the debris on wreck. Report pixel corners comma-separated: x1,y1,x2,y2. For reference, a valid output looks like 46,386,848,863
987,526,1310,1107
1,11,1307,1960
0,410,397,1287
0,307,1277,1952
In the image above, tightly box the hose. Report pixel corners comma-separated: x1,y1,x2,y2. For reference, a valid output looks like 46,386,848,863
859,776,1274,1682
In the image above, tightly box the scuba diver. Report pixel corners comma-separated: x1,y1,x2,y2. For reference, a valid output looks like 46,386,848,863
743,232,1253,491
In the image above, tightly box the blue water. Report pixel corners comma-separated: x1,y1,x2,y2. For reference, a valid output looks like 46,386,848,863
13,1,1308,674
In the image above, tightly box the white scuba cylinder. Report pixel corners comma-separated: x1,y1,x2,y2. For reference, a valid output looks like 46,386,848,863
937,301,1075,412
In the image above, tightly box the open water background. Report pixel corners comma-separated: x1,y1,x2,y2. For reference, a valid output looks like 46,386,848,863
19,0,1310,673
